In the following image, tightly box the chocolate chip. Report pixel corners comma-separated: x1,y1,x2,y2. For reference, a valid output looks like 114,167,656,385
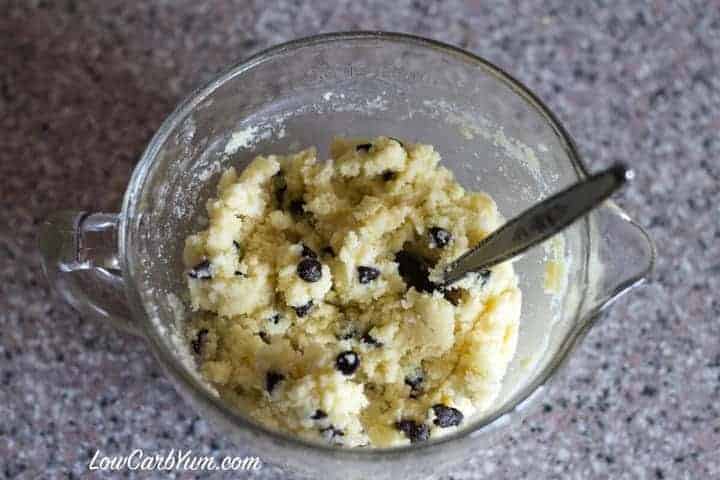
233,240,240,249
429,227,452,248
322,246,335,257
301,244,317,259
289,199,305,216
356,143,372,152
269,313,281,324
311,409,328,420
320,426,345,440
381,170,397,181
357,266,380,284
191,329,208,355
258,331,271,345
336,351,359,375
443,288,463,306
293,301,314,317
188,260,212,280
361,332,383,347
297,258,322,282
395,250,437,293
266,371,284,393
432,404,464,428
479,269,491,286
395,419,429,443
404,371,424,397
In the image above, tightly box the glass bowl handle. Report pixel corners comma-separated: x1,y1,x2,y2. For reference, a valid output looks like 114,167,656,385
585,201,656,316
38,211,142,337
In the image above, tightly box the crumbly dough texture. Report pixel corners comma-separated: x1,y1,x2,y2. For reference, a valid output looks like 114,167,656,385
184,136,522,447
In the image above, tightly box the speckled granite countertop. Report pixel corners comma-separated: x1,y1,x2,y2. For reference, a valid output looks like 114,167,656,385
1,1,718,478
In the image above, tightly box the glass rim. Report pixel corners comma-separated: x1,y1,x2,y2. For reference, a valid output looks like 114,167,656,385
120,31,593,458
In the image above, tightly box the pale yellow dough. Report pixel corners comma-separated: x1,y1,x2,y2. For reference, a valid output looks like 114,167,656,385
184,136,522,447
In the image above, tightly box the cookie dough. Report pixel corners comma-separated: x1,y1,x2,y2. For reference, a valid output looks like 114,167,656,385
184,136,522,447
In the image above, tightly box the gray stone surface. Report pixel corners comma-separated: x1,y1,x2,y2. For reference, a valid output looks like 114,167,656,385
1,1,718,478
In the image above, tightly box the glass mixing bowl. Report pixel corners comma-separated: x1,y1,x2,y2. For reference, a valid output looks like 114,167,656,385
40,32,654,479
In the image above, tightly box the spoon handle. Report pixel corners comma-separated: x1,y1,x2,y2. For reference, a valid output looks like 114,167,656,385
443,164,633,286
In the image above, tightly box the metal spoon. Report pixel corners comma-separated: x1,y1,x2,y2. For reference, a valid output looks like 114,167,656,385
397,164,633,290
